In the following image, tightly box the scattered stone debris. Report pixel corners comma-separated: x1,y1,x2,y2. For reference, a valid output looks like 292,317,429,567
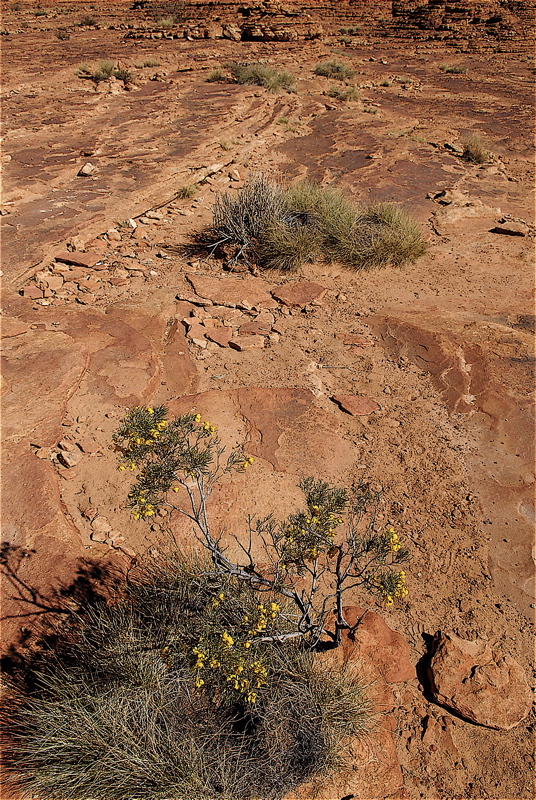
490,220,528,236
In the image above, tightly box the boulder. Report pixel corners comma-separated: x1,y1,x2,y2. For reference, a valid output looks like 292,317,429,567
428,632,532,730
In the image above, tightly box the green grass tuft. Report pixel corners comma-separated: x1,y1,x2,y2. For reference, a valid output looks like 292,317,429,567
228,63,295,92
314,60,355,81
193,177,426,273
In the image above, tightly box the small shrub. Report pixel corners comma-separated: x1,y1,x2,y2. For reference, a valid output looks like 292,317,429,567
363,105,378,114
314,60,355,81
10,2,22,10
339,26,361,35
56,27,70,40
380,79,391,87
229,63,295,92
177,183,198,199
439,64,467,74
396,75,412,85
79,14,96,26
34,9,48,16
77,62,133,85
461,134,490,164
206,67,227,83
326,85,360,101
114,66,133,85
155,15,176,28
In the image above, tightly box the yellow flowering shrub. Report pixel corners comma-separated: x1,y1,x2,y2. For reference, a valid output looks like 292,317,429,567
114,405,410,655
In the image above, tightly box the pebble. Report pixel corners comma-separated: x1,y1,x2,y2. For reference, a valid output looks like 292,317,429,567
78,162,96,177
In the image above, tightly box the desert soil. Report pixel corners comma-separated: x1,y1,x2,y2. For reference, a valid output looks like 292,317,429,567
1,2,535,799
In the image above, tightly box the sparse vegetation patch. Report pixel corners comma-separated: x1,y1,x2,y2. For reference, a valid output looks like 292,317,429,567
326,85,360,101
461,133,491,164
228,63,295,92
314,60,355,81
191,175,426,272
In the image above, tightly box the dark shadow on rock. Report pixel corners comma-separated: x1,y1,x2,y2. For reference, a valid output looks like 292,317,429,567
1,541,126,682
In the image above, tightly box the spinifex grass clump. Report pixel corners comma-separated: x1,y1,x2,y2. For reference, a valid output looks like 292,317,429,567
461,133,491,164
192,175,427,272
228,62,295,92
314,59,355,81
77,61,133,85
3,558,372,800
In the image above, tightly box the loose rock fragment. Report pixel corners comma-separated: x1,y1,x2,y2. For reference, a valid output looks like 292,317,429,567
428,632,532,730
271,281,327,308
332,394,381,416
78,162,96,177
229,335,265,351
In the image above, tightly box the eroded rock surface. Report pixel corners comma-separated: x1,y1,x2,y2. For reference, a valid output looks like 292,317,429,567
428,632,532,730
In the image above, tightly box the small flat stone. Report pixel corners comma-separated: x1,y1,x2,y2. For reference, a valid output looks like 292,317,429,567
176,292,213,306
55,251,102,268
239,320,272,336
21,285,44,300
229,168,241,181
43,275,64,291
185,322,208,341
91,515,112,535
186,274,274,309
271,280,327,308
490,222,527,236
106,228,122,242
332,394,380,416
145,210,164,220
229,335,265,351
75,436,100,454
205,328,233,347
108,276,130,286
336,333,374,346
57,449,83,468
78,162,96,176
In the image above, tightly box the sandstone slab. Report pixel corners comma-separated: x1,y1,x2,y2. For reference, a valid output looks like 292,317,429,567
55,251,103,268
205,327,232,347
428,632,532,730
340,606,415,683
332,394,381,416
229,335,265,351
271,280,327,308
238,319,272,336
186,273,276,309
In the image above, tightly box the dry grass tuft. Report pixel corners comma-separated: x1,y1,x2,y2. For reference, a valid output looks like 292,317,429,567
192,177,426,273
228,63,295,92
461,134,491,164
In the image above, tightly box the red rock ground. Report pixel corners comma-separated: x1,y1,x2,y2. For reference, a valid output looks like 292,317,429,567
1,2,535,799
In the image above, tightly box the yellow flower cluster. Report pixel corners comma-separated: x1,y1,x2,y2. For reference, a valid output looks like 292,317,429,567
130,491,156,519
201,419,217,435
384,571,408,607
385,525,401,552
248,602,279,635
242,455,255,469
